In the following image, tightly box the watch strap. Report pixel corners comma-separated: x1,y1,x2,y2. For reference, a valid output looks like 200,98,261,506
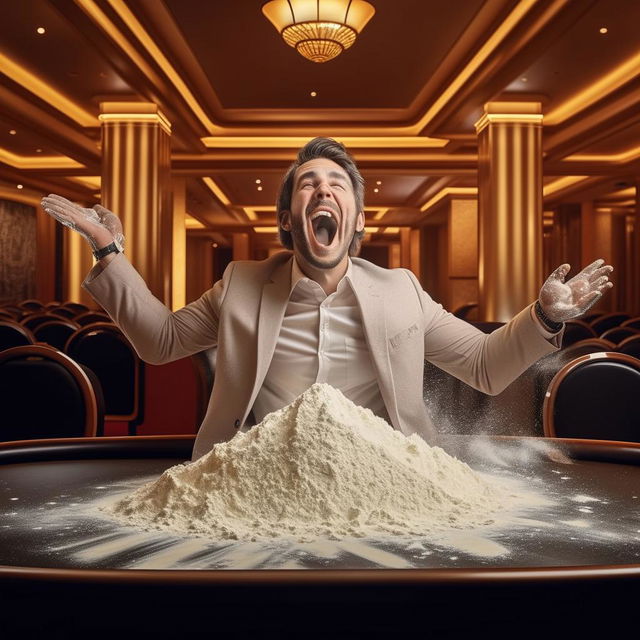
535,300,564,333
93,241,121,261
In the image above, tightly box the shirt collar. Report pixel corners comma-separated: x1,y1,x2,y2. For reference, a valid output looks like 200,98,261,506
290,256,354,294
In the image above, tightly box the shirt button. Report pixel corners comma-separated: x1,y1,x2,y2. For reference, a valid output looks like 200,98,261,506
234,419,240,428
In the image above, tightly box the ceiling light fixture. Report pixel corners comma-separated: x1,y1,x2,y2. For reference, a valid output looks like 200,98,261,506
9,129,16,135
17,184,24,189
310,91,317,97
257,186,263,191
36,27,46,35
599,27,608,34
262,0,376,63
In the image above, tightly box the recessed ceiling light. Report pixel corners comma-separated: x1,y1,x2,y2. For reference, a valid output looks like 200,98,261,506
310,91,317,97
255,179,261,184
376,180,382,185
9,129,16,135
17,184,23,189
373,188,379,193
212,242,218,248
36,148,42,153
599,27,608,34
36,27,46,35
257,186,263,191
521,77,528,82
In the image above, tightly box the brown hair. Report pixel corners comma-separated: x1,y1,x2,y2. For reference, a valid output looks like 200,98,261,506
276,137,365,255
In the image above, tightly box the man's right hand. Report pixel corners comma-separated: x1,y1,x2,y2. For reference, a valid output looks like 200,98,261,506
41,194,125,254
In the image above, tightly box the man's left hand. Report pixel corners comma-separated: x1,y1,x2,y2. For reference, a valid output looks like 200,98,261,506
539,259,613,323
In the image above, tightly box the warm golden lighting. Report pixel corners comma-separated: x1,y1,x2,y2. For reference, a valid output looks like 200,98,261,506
0,53,98,127
383,227,400,234
542,176,589,197
262,0,375,63
0,146,84,170
364,227,380,234
420,187,478,213
36,27,46,34
201,136,448,148
202,177,231,206
546,51,640,125
564,145,640,164
253,226,280,233
371,207,390,221
185,214,205,229
99,102,171,134
67,176,102,190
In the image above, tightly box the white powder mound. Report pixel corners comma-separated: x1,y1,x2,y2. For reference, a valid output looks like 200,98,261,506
104,383,517,541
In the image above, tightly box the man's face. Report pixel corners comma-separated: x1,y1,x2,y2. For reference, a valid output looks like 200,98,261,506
281,157,365,270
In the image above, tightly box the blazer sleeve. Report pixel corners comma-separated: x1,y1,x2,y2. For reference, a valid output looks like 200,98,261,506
403,270,561,396
82,253,230,365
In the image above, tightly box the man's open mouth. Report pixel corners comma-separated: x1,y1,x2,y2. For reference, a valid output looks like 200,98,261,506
310,211,338,246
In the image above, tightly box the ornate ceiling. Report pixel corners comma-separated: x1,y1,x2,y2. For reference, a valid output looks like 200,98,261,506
1,0,638,247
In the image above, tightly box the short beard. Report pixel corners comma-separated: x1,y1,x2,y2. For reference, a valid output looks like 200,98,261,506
290,222,347,270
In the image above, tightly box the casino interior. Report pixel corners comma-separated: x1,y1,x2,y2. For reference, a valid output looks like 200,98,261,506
1,1,640,635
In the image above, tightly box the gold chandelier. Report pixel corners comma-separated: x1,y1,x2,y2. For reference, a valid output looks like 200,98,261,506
262,0,376,63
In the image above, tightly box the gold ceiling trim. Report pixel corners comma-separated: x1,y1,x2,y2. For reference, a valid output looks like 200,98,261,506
0,185,43,206
81,0,542,137
420,187,478,213
67,176,102,189
99,0,222,134
185,214,205,229
253,226,279,233
0,147,85,169
371,208,390,221
201,136,448,148
563,145,640,164
202,177,231,205
475,113,543,133
546,51,640,126
0,54,98,127
542,175,589,197
98,113,172,134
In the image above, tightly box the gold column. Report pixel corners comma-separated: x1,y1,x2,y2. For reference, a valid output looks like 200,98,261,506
171,177,186,311
475,102,543,321
448,198,478,313
99,102,172,303
409,228,421,281
633,183,640,315
232,233,251,261
399,227,412,270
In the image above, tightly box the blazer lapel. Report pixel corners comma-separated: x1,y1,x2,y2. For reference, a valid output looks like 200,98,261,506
246,256,293,416
350,265,402,431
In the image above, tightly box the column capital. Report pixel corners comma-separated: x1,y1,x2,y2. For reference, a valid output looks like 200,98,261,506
99,102,171,134
475,101,543,133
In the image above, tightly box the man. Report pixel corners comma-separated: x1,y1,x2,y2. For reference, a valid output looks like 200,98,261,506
42,138,613,460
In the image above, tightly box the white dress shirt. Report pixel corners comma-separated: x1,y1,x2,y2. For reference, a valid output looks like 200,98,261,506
252,257,387,423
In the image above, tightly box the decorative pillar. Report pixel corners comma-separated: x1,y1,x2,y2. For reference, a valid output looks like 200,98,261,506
171,177,186,311
475,102,543,321
99,102,172,304
232,233,251,261
399,227,412,270
633,183,640,315
448,199,478,313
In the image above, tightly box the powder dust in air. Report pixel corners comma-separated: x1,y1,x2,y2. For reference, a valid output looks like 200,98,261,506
105,383,520,542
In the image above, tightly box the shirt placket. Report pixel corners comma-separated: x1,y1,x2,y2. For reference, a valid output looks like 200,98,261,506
316,293,333,383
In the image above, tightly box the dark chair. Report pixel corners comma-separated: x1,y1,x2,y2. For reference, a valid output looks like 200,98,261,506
51,306,78,320
21,312,69,332
581,311,605,324
561,320,596,347
1,306,25,321
452,302,478,320
564,337,615,355
600,326,640,345
74,311,112,326
0,345,103,441
0,310,17,321
543,352,640,442
44,301,62,309
621,317,640,331
0,320,35,350
191,347,217,425
65,323,144,435
17,299,44,312
591,312,631,335
469,321,505,333
616,335,640,360
59,302,90,316
33,320,80,351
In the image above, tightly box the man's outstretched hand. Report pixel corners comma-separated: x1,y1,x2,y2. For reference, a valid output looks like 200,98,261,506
41,194,124,253
539,259,613,323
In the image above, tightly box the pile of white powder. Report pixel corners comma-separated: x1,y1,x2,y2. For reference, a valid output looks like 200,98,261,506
105,383,517,541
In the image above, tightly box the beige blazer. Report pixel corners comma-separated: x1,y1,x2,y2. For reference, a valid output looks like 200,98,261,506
83,251,560,460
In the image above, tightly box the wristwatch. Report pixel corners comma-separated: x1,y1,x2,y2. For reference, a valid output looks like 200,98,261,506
534,300,564,333
93,241,122,261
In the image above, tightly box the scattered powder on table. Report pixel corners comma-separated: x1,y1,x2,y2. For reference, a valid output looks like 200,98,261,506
103,383,519,541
